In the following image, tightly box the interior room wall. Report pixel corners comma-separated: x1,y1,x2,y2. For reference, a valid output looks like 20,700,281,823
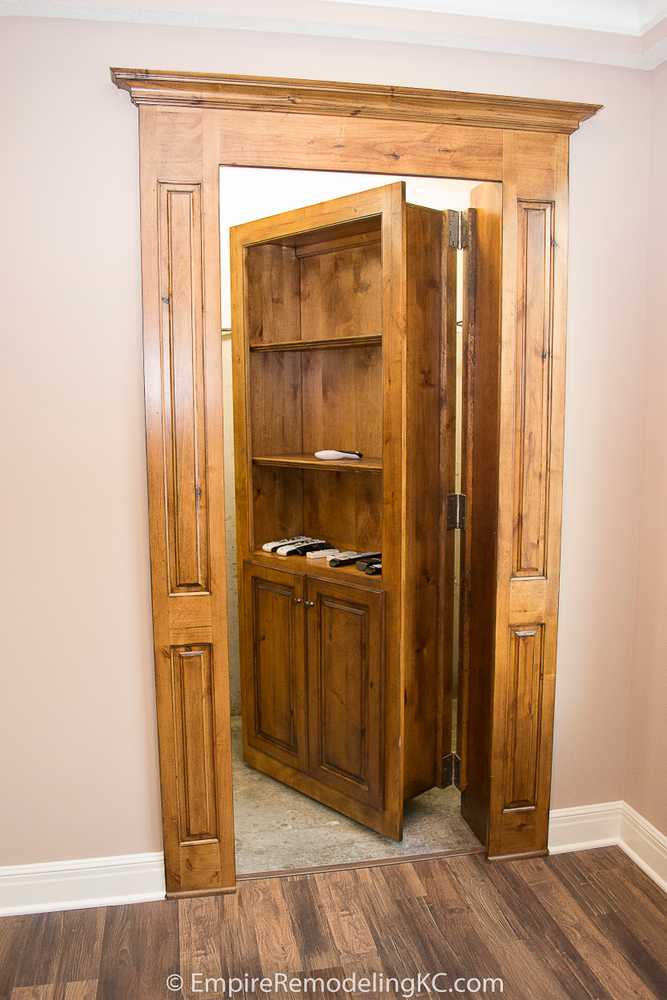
624,60,667,835
0,14,657,866
219,168,475,714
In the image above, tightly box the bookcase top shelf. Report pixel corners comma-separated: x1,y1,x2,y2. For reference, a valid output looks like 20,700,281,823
249,333,382,353
252,454,382,473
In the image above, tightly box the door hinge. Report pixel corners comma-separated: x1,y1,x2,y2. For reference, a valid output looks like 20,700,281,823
442,752,461,788
446,493,467,530
195,483,202,506
447,211,469,250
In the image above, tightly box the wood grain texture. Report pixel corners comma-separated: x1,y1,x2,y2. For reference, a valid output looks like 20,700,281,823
306,578,385,815
402,204,445,800
111,68,601,134
241,563,307,772
129,77,588,884
513,200,554,579
460,186,502,846
232,183,442,842
158,184,209,595
487,130,570,859
3,849,664,999
139,111,235,895
437,210,460,787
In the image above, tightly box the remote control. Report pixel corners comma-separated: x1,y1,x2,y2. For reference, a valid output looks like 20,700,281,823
329,550,381,568
326,550,358,565
363,561,382,576
314,450,363,461
276,539,328,556
306,548,341,560
262,535,310,553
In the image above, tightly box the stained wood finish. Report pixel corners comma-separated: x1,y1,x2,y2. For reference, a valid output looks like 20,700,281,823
158,184,210,594
488,131,570,859
232,183,443,840
115,72,601,888
4,849,665,999
437,209,460,786
513,200,555,578
504,625,545,810
140,150,235,894
306,578,385,816
111,68,601,134
241,563,307,771
460,187,502,847
403,204,446,800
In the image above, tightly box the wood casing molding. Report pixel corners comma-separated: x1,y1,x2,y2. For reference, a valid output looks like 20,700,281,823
115,62,600,890
110,68,601,135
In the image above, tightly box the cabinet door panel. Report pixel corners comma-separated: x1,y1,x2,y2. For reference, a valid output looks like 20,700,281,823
306,579,384,812
241,563,307,771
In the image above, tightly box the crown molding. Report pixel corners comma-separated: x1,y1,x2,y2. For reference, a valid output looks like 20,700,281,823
110,68,601,134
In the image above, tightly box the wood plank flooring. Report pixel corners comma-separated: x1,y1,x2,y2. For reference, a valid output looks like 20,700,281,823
1,847,665,999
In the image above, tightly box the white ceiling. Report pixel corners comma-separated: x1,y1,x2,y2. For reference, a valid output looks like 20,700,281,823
331,0,667,35
3,0,667,68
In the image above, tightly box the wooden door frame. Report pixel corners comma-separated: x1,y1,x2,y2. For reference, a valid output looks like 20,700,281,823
111,67,600,894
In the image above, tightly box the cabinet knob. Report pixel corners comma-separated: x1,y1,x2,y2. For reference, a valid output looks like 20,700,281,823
305,600,315,608
293,597,302,604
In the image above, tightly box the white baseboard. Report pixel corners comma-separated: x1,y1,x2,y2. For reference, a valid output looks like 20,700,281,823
1,802,663,916
0,851,165,916
549,800,667,892
620,802,667,892
548,800,624,853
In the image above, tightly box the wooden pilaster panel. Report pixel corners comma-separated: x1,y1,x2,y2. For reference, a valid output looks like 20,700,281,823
140,107,235,894
513,201,554,579
503,625,545,810
171,645,218,841
158,184,210,593
487,130,569,858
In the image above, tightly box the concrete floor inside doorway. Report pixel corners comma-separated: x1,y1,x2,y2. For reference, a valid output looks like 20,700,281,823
231,717,481,875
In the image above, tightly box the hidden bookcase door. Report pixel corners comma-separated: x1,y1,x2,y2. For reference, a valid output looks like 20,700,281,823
113,66,599,893
231,183,452,839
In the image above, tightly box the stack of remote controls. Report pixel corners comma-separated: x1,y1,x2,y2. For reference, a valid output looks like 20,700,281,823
262,537,381,574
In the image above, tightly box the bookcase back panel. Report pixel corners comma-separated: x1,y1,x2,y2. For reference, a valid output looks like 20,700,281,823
302,470,382,552
249,351,303,455
246,244,300,345
301,345,382,459
248,345,383,460
300,242,382,342
252,466,304,545
251,465,382,553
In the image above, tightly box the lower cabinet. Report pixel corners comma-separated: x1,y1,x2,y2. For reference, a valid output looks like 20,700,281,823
242,563,307,771
306,577,384,812
241,562,386,830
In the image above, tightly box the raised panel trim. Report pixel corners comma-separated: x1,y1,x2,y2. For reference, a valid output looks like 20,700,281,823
318,596,370,788
252,576,299,755
170,644,219,844
512,200,554,579
158,182,211,595
503,624,545,812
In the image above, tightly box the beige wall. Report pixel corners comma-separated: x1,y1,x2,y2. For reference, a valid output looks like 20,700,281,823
624,60,667,834
0,15,660,866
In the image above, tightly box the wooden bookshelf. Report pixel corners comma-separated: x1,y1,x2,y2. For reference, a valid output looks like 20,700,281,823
252,453,382,473
231,182,446,840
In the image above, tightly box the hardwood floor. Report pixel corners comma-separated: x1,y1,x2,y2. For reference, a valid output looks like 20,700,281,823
1,847,665,999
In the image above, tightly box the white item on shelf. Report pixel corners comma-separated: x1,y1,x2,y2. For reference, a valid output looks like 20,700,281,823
276,538,327,556
306,548,341,560
262,535,310,552
314,450,362,461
